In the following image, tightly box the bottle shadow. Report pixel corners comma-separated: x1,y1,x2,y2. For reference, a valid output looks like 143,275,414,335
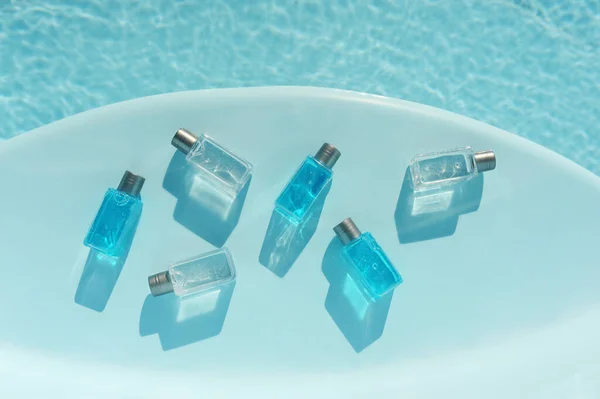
259,183,330,277
322,238,394,353
139,281,235,351
394,167,484,243
74,249,128,312
163,151,251,248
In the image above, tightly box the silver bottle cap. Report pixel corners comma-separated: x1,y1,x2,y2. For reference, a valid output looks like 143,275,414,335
314,143,341,169
172,128,198,155
148,271,174,296
333,217,362,245
117,171,145,196
474,150,496,172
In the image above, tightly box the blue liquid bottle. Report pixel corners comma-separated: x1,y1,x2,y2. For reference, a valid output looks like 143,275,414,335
334,218,402,301
275,143,341,224
84,171,145,257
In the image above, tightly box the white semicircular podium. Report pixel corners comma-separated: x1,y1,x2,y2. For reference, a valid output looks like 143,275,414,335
0,87,599,398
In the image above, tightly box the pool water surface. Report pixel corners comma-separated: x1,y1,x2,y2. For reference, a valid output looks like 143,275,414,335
1,0,598,173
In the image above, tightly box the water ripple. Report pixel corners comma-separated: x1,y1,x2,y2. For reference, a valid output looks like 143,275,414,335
1,0,599,173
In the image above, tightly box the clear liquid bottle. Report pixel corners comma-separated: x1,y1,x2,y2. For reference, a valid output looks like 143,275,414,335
275,143,341,224
409,147,496,192
172,128,253,198
334,218,402,302
84,171,145,257
148,248,236,297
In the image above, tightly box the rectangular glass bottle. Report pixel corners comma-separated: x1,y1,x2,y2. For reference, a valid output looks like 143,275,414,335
409,147,496,193
84,171,145,258
172,128,252,198
334,218,402,301
275,143,341,224
148,248,236,297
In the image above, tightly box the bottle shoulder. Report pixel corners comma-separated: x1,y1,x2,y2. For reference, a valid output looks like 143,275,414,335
345,232,379,252
105,188,143,207
305,155,334,176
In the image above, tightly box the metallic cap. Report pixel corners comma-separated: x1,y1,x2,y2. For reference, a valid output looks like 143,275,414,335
333,217,361,245
314,143,341,169
117,171,145,196
172,128,198,155
474,150,496,172
148,271,174,297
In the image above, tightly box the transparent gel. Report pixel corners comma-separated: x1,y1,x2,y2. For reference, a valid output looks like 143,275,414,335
149,248,236,297
173,128,252,199
409,147,496,192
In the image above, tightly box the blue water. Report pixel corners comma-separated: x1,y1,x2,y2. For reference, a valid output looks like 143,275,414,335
343,232,402,301
84,188,143,257
276,155,333,223
1,1,599,174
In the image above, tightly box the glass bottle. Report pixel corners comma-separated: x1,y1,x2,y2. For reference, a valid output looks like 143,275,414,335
409,147,496,192
148,248,236,297
334,218,402,302
84,171,145,257
275,143,341,224
172,128,252,198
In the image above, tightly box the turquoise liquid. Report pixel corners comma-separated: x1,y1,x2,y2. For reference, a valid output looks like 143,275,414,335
84,188,143,257
275,156,332,223
343,233,402,301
